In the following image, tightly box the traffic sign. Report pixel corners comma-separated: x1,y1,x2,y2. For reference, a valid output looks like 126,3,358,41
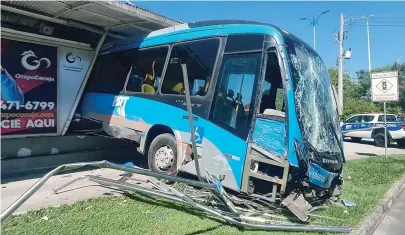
371,71,399,102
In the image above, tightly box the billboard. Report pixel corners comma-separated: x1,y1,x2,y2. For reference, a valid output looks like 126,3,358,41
58,47,93,133
1,39,58,136
371,71,399,102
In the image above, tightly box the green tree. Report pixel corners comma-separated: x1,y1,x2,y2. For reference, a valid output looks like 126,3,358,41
328,67,380,119
328,62,405,119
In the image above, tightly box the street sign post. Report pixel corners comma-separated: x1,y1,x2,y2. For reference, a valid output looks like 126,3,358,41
371,71,399,159
371,71,399,102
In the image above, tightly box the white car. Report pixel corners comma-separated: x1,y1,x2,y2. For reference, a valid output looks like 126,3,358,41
341,113,405,147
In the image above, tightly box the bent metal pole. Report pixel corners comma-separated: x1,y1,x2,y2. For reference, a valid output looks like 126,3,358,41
181,63,203,181
0,161,351,233
89,175,351,233
0,160,216,222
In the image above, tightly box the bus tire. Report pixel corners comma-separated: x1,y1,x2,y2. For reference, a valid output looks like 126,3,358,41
396,139,405,147
351,137,362,143
374,133,386,147
147,133,178,175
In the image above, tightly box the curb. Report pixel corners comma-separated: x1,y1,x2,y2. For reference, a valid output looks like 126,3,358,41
349,174,405,235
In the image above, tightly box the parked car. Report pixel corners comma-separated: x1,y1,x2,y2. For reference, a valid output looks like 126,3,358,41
341,113,405,147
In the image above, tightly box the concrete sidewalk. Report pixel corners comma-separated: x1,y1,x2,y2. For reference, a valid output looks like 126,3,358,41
1,168,151,216
373,189,405,235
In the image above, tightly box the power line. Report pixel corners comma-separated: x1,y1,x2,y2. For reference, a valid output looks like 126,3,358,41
371,17,405,20
333,14,405,43
344,14,402,19
356,24,405,27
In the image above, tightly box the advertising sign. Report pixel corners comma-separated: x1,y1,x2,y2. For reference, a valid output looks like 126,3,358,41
58,47,93,133
371,71,399,102
1,39,57,136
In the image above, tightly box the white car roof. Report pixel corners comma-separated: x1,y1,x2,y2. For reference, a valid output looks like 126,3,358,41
355,113,396,116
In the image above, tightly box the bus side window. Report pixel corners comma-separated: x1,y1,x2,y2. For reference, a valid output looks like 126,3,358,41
161,38,219,96
211,53,261,138
87,50,135,94
125,46,168,94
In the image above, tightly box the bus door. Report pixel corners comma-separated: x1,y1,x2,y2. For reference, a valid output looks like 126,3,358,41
240,46,290,195
205,51,263,191
251,47,287,157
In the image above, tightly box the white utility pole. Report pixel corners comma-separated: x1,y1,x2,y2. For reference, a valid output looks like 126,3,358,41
365,15,373,73
338,12,344,109
364,14,386,158
313,25,316,49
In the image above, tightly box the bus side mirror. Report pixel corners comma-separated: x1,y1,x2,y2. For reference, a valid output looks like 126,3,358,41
332,85,343,116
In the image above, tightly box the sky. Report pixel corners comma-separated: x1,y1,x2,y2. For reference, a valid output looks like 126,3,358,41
135,1,405,78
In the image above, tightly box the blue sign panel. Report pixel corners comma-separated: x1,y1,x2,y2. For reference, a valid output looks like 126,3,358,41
308,163,339,189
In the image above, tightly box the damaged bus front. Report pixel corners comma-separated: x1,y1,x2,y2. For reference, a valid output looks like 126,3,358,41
280,34,345,217
241,30,345,219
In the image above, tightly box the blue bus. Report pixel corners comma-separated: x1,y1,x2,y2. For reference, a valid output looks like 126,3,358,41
79,20,344,201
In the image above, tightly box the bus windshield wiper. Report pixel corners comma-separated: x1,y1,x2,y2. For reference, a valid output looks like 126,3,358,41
302,138,322,163
302,137,342,164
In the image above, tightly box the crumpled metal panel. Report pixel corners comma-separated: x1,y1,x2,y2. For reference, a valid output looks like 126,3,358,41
252,118,286,157
288,42,341,154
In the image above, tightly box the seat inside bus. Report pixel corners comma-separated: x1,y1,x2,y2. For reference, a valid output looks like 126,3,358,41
127,58,165,94
141,61,156,94
161,44,213,96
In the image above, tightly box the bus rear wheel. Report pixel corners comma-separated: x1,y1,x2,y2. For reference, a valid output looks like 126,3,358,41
147,133,178,175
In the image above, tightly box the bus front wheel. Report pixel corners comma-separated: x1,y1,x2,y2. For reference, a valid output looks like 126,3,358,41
147,133,178,175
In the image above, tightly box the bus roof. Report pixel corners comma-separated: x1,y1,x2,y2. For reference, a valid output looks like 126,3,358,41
101,20,316,56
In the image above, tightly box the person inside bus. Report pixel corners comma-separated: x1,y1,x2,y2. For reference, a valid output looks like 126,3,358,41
142,61,157,94
259,53,285,115
259,86,286,114
260,86,277,113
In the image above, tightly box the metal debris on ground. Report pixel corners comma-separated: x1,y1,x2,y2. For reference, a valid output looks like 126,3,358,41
1,161,353,233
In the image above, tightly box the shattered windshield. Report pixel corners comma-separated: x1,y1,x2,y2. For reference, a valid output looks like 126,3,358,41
284,36,341,156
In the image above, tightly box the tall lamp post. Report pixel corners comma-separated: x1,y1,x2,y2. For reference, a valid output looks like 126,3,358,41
363,14,374,74
397,56,404,64
300,10,330,50
397,56,403,73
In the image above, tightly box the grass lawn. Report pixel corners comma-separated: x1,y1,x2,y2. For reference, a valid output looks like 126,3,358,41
2,156,405,235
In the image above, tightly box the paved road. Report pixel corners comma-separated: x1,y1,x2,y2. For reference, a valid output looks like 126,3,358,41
344,138,405,160
373,189,405,235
